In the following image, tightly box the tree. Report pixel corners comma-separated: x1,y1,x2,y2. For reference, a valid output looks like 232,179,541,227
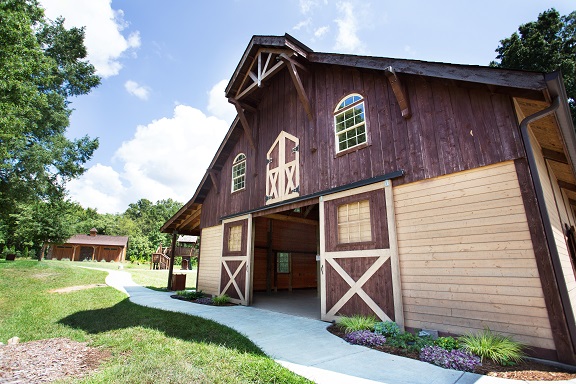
490,8,576,125
0,0,100,255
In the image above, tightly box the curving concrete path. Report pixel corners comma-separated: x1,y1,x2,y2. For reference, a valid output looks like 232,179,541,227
96,268,575,384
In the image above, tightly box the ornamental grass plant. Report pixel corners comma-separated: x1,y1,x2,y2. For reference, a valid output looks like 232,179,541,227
212,294,230,306
336,315,377,333
459,328,525,366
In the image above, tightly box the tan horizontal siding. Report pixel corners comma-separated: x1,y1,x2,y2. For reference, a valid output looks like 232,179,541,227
198,225,222,295
395,161,554,350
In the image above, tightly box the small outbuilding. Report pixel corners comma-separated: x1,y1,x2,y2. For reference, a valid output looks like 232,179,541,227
162,34,576,364
46,228,128,262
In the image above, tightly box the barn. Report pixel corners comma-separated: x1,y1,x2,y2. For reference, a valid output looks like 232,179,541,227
161,34,576,363
46,228,128,262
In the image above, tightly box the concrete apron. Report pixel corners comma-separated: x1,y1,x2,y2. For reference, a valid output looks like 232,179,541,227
101,269,571,384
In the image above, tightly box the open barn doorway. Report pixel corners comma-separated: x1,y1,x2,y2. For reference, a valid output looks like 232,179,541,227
251,203,320,319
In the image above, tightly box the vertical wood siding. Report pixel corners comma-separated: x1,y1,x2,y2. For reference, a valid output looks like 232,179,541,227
395,161,555,350
530,129,576,317
197,225,222,295
200,66,523,228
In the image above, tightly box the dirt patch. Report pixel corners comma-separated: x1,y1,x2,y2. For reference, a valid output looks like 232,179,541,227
49,284,107,293
327,325,576,381
0,337,111,383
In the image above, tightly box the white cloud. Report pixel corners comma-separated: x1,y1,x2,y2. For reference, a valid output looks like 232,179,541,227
315,26,330,38
299,0,327,14
293,18,311,31
67,164,126,214
207,79,237,125
68,104,229,213
334,1,366,53
124,80,150,100
40,0,140,78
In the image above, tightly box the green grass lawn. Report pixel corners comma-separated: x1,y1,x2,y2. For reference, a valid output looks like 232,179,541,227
48,259,197,290
0,260,310,383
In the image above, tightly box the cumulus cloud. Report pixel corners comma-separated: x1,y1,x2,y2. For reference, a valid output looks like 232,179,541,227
124,80,150,100
293,19,311,31
40,0,140,78
334,1,366,53
299,0,327,14
67,164,126,214
67,104,229,213
207,79,237,125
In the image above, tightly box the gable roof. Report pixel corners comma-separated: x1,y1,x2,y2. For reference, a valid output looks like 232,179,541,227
62,234,129,247
162,33,576,236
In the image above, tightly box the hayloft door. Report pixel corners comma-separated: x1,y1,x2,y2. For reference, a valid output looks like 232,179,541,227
266,131,300,205
219,215,253,305
319,181,404,327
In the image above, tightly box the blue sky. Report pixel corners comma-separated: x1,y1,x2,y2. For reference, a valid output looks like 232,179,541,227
39,0,575,214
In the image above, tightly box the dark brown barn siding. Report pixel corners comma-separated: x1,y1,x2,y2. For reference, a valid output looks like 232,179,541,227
200,64,524,227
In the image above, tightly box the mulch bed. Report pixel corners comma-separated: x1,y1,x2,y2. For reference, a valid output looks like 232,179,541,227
327,324,576,381
0,338,111,383
170,294,237,306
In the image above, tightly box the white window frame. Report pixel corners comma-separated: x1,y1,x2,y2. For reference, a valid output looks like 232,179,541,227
231,153,246,192
334,93,368,153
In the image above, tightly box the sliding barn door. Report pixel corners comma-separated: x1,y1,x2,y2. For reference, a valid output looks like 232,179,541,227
219,215,253,305
266,131,299,205
320,181,404,326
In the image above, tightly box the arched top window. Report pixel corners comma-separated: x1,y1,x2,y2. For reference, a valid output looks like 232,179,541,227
334,93,367,153
231,153,246,192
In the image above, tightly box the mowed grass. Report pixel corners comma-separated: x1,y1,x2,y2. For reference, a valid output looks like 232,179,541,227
0,260,311,383
50,259,197,290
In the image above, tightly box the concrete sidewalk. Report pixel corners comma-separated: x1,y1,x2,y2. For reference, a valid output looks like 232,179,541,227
100,268,574,384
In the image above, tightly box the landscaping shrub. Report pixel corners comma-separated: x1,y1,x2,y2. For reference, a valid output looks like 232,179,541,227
459,328,524,366
337,315,377,333
435,336,460,351
344,330,387,348
374,321,401,337
420,346,481,372
386,330,417,349
212,294,230,306
177,290,204,300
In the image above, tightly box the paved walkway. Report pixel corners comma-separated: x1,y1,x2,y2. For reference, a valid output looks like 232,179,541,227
98,268,574,384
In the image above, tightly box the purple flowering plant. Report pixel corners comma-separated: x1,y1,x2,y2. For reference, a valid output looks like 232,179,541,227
419,345,481,372
195,297,214,305
344,330,387,348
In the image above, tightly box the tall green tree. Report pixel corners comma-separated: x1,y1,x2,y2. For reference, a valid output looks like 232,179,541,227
0,0,100,254
490,8,576,125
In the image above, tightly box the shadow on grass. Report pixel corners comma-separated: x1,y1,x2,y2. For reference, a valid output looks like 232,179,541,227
59,298,264,355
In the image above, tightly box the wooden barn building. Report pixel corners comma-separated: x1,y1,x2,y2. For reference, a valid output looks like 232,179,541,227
161,34,576,363
46,228,128,262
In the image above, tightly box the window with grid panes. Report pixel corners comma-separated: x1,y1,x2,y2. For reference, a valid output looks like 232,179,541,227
337,199,372,243
334,94,367,153
228,225,242,252
231,153,246,192
277,252,290,273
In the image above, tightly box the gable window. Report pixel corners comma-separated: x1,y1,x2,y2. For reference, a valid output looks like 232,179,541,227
338,199,372,243
334,94,367,153
228,225,242,252
231,153,246,192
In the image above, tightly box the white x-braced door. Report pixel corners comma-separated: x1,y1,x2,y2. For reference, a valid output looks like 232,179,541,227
266,131,299,205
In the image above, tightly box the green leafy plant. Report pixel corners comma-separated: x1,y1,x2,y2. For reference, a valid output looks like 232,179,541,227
459,328,525,366
336,315,377,334
177,290,204,300
386,331,418,350
212,294,230,306
435,336,460,351
374,321,401,337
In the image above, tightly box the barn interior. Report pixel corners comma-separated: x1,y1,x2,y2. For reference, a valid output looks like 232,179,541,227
251,203,321,319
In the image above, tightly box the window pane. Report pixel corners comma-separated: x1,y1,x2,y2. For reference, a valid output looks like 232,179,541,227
337,200,372,244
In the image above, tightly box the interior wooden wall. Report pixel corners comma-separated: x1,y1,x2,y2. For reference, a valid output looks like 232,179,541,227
394,161,555,350
253,217,317,291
